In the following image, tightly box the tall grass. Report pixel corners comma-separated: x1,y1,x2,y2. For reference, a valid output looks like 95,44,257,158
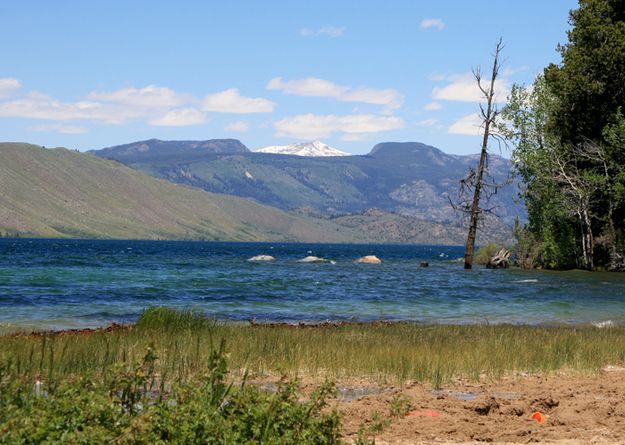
2,307,625,387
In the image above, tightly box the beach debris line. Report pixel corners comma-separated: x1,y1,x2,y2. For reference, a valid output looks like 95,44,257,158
355,255,382,264
248,255,276,262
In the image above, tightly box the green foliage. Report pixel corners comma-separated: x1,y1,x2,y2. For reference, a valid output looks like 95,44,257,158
503,0,625,270
3,308,625,395
354,394,412,444
388,393,412,418
0,343,343,444
544,0,625,144
475,243,500,265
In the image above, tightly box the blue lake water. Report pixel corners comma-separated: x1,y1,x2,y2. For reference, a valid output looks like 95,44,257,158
1,238,625,331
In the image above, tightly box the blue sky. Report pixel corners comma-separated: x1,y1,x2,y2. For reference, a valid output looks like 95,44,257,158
0,0,577,155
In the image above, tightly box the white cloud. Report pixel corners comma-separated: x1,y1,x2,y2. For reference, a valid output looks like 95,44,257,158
0,78,21,98
416,118,438,127
28,123,89,134
432,72,511,103
224,121,249,132
267,77,403,109
448,113,483,136
341,87,402,109
300,25,344,37
149,108,206,126
267,77,346,97
424,101,443,111
0,80,276,130
0,91,142,123
0,83,196,124
275,113,404,140
87,85,190,108
502,65,528,77
420,18,445,30
202,88,275,113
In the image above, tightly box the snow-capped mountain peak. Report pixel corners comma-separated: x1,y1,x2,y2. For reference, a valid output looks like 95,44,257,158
255,140,350,157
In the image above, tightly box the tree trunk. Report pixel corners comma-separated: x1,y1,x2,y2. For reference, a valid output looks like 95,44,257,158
464,40,503,270
582,206,594,270
464,135,488,269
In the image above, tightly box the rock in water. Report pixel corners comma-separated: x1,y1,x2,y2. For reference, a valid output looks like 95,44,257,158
355,255,382,264
248,255,275,262
297,256,329,263
486,248,510,269
420,261,429,267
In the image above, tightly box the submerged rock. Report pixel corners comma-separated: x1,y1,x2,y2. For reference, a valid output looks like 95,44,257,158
355,255,382,264
297,255,330,263
248,255,275,262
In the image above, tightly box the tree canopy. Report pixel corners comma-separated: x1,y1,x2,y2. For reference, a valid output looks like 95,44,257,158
504,0,625,270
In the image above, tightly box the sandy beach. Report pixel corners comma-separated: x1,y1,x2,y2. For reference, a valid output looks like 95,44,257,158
252,369,625,444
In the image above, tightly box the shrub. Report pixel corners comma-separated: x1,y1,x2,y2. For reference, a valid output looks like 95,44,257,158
474,242,501,265
0,343,343,444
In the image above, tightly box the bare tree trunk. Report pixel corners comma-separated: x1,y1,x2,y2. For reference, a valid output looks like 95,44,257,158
464,39,503,270
577,208,595,270
582,206,594,270
599,155,618,269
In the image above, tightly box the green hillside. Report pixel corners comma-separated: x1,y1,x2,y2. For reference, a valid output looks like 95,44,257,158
92,140,524,226
0,143,364,242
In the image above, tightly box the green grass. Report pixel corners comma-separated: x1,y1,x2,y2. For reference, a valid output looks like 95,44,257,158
2,308,625,388
3,308,625,443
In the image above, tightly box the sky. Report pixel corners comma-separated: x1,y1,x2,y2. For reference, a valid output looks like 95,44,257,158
0,0,578,155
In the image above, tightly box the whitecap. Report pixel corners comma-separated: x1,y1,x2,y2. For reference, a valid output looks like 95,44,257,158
512,279,539,283
593,320,614,328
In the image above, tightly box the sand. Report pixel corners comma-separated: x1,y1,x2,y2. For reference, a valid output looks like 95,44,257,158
252,367,625,444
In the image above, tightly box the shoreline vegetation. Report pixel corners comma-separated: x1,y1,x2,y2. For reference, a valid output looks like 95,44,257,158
3,308,624,386
2,308,625,443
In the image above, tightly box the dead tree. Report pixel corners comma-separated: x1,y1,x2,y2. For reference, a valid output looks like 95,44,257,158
453,39,505,270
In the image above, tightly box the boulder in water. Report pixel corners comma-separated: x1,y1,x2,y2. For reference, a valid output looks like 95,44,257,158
355,255,382,264
297,255,329,263
248,255,275,262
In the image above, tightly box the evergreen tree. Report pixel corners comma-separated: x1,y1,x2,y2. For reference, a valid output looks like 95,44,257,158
504,0,625,270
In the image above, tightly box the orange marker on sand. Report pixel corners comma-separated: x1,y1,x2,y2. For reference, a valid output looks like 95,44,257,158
531,411,546,423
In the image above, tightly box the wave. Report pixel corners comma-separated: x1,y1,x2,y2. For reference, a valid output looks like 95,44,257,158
593,320,615,328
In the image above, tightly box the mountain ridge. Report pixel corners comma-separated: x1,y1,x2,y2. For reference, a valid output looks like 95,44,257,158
0,142,513,245
92,139,523,227
0,143,357,242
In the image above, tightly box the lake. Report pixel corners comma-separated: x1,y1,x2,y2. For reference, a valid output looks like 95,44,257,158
1,238,624,331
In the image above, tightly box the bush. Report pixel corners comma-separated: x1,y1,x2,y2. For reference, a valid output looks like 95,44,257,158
0,342,343,444
474,242,501,265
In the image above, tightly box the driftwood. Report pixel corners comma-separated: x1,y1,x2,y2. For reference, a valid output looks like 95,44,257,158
486,248,510,269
